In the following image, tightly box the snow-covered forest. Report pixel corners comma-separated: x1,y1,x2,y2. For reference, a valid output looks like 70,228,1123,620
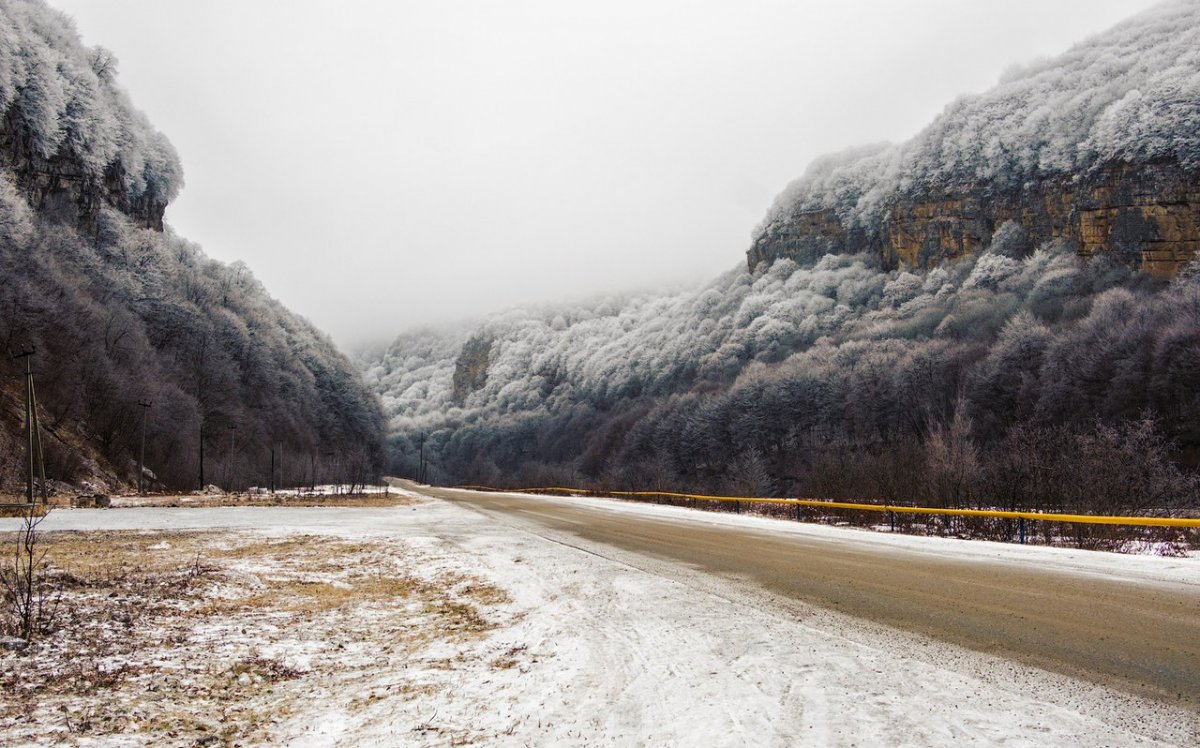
366,240,1200,515
0,0,385,491
366,1,1200,517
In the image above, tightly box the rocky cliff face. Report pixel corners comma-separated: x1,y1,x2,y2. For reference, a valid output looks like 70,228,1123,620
451,336,492,405
749,161,1200,276
0,0,182,234
750,1,1200,277
0,111,167,231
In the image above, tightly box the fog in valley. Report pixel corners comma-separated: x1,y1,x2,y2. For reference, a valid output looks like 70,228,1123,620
54,0,1157,347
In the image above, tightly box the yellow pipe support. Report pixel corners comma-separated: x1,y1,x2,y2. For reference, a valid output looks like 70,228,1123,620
451,485,1200,529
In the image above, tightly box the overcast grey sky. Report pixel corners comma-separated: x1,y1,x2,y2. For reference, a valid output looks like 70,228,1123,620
52,0,1160,349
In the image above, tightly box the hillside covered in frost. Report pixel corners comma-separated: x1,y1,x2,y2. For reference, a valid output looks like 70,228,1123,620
366,1,1200,519
0,0,385,492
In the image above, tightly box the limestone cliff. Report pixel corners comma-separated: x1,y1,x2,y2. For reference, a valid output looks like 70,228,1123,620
750,161,1200,277
0,0,182,233
0,110,168,231
451,336,493,405
750,0,1200,276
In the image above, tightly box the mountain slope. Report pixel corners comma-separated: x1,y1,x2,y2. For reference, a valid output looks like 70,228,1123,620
0,0,385,494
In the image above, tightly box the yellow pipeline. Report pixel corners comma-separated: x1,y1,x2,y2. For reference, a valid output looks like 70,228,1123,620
452,485,1200,529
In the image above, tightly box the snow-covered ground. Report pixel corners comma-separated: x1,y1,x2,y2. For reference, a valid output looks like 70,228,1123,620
6,491,1197,746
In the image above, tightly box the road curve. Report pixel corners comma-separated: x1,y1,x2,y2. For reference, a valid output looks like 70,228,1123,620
409,482,1200,710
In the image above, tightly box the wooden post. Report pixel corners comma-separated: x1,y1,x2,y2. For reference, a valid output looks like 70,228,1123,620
418,433,426,484
198,423,205,491
227,425,236,493
10,350,39,504
24,362,34,504
138,400,152,495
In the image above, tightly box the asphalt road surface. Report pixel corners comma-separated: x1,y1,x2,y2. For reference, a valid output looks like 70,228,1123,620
408,482,1200,710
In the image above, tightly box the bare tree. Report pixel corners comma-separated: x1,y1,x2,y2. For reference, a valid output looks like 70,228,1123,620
925,401,979,509
1,507,59,641
726,447,774,498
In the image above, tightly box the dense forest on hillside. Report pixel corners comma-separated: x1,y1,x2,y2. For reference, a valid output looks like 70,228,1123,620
367,1,1200,526
367,245,1200,514
0,0,385,493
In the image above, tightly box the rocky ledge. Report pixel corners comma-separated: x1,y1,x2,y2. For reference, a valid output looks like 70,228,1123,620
749,160,1200,277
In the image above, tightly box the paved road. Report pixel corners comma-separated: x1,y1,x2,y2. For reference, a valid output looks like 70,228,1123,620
409,482,1200,709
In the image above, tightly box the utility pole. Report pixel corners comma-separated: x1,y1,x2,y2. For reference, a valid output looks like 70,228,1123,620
270,446,276,494
11,349,45,504
198,421,205,491
418,432,426,484
227,425,236,493
137,400,152,495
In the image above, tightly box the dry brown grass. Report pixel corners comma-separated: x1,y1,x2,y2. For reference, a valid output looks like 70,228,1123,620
0,503,51,518
439,570,510,606
490,644,529,670
111,491,419,509
33,530,221,578
0,527,512,746
222,574,427,616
